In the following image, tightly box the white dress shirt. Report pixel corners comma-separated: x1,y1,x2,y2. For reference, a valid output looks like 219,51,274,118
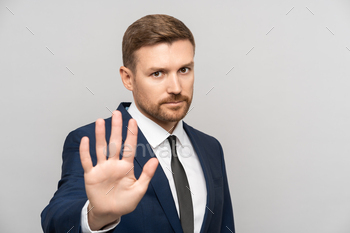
81,103,207,233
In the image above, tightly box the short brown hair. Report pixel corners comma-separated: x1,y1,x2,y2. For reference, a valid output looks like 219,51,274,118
122,14,195,73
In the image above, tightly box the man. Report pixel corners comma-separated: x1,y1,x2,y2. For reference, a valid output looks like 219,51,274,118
41,14,235,233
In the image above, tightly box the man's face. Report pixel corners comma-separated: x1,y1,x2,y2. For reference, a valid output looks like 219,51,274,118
131,39,194,128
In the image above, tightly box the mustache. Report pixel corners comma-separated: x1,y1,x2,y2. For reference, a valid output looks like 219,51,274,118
159,95,189,104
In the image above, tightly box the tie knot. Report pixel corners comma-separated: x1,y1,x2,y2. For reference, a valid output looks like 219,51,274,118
167,135,177,158
167,135,177,147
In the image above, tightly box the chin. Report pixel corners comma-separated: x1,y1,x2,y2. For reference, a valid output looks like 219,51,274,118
158,108,188,122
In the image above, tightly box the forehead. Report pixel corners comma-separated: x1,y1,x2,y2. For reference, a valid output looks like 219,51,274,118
134,40,194,72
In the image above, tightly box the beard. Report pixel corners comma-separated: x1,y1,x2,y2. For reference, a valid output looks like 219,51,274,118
135,92,193,123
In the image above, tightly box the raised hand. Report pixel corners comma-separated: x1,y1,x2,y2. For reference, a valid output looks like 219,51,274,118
79,110,159,230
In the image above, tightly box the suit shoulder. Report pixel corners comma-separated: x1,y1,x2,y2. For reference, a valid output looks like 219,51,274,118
183,122,223,149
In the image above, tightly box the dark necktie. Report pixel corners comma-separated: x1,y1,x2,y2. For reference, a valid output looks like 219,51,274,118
168,135,194,233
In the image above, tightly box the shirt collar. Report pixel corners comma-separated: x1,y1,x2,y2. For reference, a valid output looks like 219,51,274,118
127,102,186,148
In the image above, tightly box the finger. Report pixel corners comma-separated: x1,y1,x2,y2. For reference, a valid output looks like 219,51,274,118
122,119,138,163
108,111,122,160
95,118,107,163
80,136,93,173
136,158,159,188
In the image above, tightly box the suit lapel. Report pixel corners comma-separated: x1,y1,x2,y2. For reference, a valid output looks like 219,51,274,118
183,122,215,233
118,103,183,233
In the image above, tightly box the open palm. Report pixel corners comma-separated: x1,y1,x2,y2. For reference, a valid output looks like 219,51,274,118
79,110,158,230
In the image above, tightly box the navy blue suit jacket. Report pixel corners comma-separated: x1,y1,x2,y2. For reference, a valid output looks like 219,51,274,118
41,102,235,233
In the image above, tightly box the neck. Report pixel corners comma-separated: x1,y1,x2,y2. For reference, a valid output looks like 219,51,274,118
145,115,178,134
160,121,178,134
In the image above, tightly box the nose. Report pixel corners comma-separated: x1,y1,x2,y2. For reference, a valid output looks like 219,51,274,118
167,73,182,95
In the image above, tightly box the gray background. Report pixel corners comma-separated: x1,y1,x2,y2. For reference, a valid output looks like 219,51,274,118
1,0,350,232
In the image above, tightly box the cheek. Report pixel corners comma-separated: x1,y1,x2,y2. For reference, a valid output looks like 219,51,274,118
148,84,167,96
183,80,194,93
135,81,153,97
141,87,162,102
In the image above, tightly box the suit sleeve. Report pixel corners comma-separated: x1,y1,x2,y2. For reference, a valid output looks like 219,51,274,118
41,129,89,233
218,141,236,233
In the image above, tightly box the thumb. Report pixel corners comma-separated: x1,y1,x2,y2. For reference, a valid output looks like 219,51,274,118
137,158,159,188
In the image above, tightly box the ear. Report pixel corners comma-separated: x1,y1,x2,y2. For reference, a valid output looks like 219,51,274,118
120,66,134,91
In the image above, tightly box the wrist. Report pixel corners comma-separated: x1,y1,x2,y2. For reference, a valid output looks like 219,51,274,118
87,203,121,231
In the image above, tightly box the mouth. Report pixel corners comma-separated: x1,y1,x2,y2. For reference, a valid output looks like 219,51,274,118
163,101,184,106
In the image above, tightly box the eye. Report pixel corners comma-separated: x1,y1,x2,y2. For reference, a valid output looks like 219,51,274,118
179,67,190,74
151,71,163,78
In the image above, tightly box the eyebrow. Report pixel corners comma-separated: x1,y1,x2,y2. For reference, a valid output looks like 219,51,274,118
147,61,194,72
